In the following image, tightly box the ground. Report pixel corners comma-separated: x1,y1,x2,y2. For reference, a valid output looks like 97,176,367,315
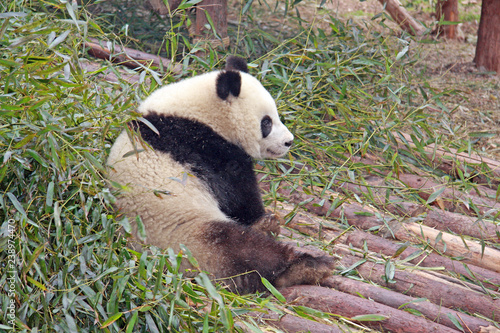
89,0,500,161
320,0,500,160
231,0,500,159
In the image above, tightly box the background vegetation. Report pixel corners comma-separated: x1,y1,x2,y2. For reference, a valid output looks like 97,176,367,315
1,0,497,332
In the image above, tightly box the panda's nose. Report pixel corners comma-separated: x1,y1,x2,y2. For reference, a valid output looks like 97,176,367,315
284,140,293,147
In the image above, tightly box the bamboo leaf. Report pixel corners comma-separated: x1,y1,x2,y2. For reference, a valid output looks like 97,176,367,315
426,186,446,205
48,30,71,49
351,314,389,321
446,313,464,331
262,277,286,303
6,192,29,223
100,312,123,328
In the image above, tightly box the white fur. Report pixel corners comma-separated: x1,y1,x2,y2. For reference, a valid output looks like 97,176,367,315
137,70,294,159
107,68,293,269
107,132,228,252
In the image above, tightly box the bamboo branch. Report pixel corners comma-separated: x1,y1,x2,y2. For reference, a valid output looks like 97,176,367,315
84,38,182,74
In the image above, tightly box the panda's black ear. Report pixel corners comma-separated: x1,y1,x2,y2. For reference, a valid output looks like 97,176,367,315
216,70,241,100
225,56,248,73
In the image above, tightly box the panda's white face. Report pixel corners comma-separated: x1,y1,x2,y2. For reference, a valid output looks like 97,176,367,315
224,73,294,160
257,110,294,159
136,58,294,160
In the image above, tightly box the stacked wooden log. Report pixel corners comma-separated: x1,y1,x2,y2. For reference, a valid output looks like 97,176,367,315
258,146,500,332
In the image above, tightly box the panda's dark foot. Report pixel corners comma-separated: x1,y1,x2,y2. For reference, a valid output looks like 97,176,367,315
274,252,335,288
252,209,284,237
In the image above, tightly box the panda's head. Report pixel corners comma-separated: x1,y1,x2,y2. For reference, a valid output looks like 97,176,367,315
138,56,294,160
213,56,294,159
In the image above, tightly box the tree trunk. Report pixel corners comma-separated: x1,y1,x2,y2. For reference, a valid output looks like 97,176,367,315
435,0,459,39
194,0,229,48
474,0,500,74
148,0,183,14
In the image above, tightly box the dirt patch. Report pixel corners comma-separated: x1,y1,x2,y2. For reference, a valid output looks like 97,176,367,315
302,0,500,160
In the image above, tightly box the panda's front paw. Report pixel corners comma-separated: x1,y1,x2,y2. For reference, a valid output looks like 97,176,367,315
252,209,284,237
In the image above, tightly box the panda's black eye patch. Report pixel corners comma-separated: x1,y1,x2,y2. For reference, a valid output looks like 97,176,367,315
261,116,272,138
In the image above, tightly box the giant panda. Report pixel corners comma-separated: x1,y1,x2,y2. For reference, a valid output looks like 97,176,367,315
107,56,333,293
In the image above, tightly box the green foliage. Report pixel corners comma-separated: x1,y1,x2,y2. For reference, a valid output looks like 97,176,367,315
1,0,496,331
248,20,451,202
0,1,259,331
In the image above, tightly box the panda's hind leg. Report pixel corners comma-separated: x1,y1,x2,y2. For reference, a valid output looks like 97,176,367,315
202,221,334,294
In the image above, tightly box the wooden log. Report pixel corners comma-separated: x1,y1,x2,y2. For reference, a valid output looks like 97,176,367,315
286,215,500,292
395,132,500,188
335,177,500,243
282,227,500,324
323,275,494,333
338,250,500,320
403,223,500,274
280,285,460,333
192,0,230,48
396,173,499,217
269,181,500,268
147,0,183,14
423,209,499,243
334,177,425,217
85,39,182,74
80,61,142,84
286,212,500,290
277,203,500,328
254,312,344,333
346,230,500,290
377,0,426,36
334,202,500,274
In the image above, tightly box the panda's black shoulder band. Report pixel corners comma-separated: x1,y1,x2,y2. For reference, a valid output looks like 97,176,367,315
226,56,248,73
216,70,241,100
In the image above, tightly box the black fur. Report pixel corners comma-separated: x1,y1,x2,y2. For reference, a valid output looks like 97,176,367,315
216,71,242,100
133,113,265,225
225,56,249,73
204,221,332,293
261,115,272,138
